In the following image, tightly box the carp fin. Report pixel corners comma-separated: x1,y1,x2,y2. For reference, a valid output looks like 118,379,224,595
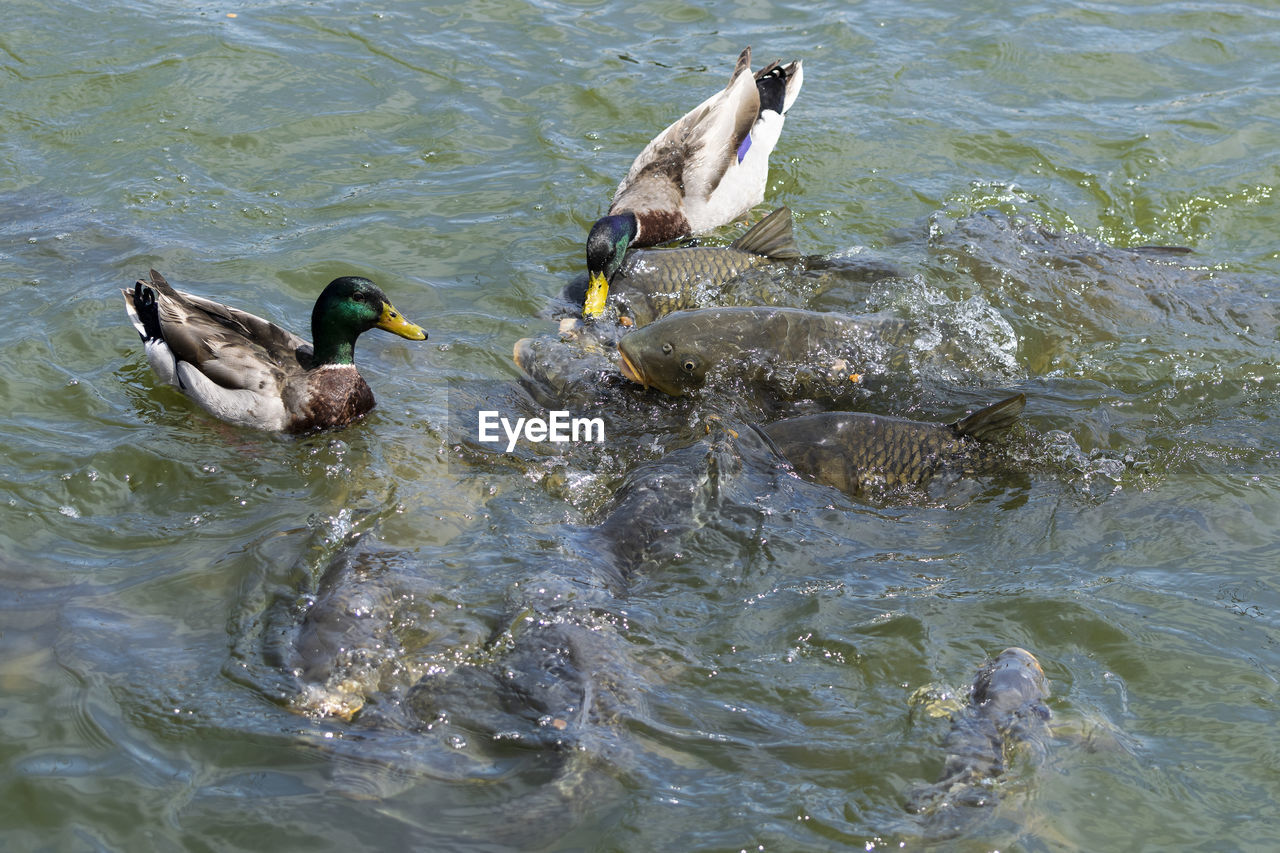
746,421,791,465
949,393,1026,441
730,206,801,260
1131,244,1194,257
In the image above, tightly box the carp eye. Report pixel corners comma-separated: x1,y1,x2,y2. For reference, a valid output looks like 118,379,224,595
681,358,697,373
661,342,673,355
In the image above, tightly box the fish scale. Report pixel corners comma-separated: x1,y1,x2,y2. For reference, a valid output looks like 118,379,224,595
616,305,915,401
608,206,804,326
611,245,775,324
762,394,1025,498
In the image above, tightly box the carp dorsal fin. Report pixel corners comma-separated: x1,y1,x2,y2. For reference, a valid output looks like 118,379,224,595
730,206,802,260
1131,244,1194,257
950,393,1026,441
746,421,790,464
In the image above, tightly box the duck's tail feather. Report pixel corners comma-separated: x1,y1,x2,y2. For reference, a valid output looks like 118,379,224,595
755,58,803,115
754,62,788,115
123,278,165,344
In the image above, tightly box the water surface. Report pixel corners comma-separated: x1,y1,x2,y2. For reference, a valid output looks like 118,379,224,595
2,1,1278,850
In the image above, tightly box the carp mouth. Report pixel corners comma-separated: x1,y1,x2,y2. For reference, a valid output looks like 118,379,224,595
616,347,648,387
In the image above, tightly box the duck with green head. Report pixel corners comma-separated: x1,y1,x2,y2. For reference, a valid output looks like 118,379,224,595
122,269,427,433
583,46,803,319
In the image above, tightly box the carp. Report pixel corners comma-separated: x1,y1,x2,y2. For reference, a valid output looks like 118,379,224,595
616,305,914,402
604,206,802,327
907,647,1054,837
761,394,1025,498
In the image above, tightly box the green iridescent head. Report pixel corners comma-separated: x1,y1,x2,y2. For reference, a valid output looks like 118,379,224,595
583,213,638,318
310,276,427,366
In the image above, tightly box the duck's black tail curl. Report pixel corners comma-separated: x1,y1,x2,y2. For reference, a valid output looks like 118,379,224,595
754,63,788,115
132,281,165,344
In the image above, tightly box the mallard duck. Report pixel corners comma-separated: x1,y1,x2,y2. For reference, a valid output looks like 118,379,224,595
122,269,427,433
583,46,803,318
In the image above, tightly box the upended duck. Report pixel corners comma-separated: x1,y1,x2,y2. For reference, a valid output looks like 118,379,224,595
122,269,427,433
583,46,804,318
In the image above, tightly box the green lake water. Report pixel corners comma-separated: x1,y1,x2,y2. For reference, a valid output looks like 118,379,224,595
2,0,1279,850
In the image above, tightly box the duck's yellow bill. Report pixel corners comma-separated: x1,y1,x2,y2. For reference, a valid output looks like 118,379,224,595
583,270,610,319
378,302,428,340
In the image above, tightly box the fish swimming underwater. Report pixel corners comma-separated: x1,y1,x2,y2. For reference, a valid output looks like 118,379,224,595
512,331,621,407
908,647,1054,837
584,47,804,317
615,305,914,403
403,419,786,844
761,393,1025,498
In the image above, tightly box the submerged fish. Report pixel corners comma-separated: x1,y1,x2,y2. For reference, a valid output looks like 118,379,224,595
908,647,1053,832
616,305,914,401
605,206,802,326
405,605,632,848
282,545,402,721
513,331,620,405
940,647,1053,788
404,421,787,844
589,415,786,578
761,393,1025,498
